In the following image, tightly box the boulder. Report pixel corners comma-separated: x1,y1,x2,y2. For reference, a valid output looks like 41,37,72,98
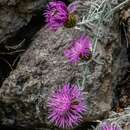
0,23,120,128
0,0,129,129
0,0,49,45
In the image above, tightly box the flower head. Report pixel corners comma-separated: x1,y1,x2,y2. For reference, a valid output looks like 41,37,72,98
47,84,87,129
99,122,122,130
64,35,92,63
44,1,78,31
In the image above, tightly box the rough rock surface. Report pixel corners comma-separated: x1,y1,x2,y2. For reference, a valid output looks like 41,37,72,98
0,1,129,130
112,8,130,111
0,18,121,129
0,0,49,45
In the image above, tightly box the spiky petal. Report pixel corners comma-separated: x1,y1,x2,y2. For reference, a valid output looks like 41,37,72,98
47,84,87,129
44,1,78,31
67,1,79,13
64,35,92,63
99,122,122,130
44,1,69,31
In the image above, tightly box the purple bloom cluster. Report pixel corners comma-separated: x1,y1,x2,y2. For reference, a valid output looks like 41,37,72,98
44,1,78,31
47,84,87,129
64,35,92,63
100,122,122,130
45,1,92,129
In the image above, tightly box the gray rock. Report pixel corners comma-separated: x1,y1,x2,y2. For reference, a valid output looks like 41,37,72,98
0,0,49,44
0,0,129,129
0,21,120,128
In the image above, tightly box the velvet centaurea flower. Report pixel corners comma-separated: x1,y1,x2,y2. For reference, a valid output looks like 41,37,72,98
99,122,122,130
47,84,87,129
44,1,78,31
64,35,92,63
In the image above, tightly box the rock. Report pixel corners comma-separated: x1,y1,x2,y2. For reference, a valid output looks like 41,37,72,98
0,0,49,45
112,8,130,111
0,19,121,128
96,107,130,130
0,0,128,129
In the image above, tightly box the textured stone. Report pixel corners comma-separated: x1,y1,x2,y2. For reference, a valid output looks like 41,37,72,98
0,0,49,44
0,0,129,129
0,21,120,128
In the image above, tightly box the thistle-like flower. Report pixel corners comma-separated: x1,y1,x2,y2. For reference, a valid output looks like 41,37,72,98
99,122,122,130
64,35,92,63
47,84,87,129
44,1,78,31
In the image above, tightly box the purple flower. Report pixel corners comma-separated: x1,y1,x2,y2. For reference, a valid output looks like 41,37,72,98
44,1,68,31
47,84,87,129
99,122,122,130
64,35,92,63
44,1,78,31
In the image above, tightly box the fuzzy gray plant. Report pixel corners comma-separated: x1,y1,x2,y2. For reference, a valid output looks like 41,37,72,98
76,0,129,55
75,0,130,90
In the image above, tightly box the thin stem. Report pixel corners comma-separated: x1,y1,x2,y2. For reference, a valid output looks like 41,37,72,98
107,113,130,123
105,0,130,19
111,0,130,13
81,60,92,89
